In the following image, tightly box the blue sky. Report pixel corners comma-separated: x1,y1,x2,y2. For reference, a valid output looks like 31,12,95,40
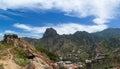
0,0,120,39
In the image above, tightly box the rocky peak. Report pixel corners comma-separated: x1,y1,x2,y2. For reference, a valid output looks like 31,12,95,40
43,28,58,38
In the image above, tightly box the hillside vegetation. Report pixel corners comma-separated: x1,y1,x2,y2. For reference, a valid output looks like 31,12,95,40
0,34,54,69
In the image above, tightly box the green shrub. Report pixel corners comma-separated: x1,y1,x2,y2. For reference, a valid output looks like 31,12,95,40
0,42,12,50
14,57,30,66
11,47,30,66
11,47,25,58
35,46,59,62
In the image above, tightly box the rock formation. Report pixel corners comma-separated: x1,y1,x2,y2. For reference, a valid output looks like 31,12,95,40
43,28,58,38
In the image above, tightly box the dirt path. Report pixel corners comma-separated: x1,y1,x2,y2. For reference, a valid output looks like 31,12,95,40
7,48,13,59
0,59,21,69
0,48,22,69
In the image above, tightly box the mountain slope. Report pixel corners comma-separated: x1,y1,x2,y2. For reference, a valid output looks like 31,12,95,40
0,34,53,69
93,28,120,38
97,37,120,54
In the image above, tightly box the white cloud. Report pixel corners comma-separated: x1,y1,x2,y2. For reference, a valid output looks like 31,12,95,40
5,30,17,34
0,0,120,24
13,23,32,31
13,23,48,34
13,23,108,35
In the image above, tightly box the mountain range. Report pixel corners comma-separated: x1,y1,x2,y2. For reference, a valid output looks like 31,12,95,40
24,28,120,61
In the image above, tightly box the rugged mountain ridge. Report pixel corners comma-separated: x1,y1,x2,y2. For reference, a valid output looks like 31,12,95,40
25,28,120,60
0,34,53,69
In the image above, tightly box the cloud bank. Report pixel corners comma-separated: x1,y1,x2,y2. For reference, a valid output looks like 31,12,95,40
13,23,107,35
0,0,120,24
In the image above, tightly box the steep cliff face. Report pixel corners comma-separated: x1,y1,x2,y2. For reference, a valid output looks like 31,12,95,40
0,34,53,69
